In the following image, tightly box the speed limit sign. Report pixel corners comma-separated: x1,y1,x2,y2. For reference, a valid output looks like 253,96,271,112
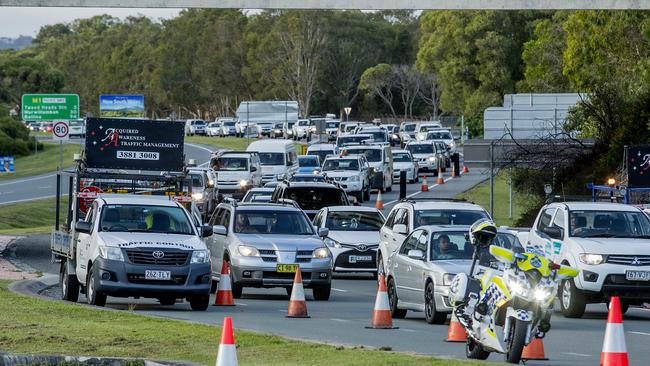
52,121,69,141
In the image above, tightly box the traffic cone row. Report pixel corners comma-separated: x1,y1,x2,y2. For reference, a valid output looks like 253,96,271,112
287,269,310,318
366,274,397,329
436,166,445,185
214,260,234,306
375,191,384,210
421,176,429,192
601,296,629,366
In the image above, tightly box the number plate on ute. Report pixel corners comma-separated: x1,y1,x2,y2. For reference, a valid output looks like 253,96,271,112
277,264,299,273
625,270,650,281
145,270,171,280
349,255,372,263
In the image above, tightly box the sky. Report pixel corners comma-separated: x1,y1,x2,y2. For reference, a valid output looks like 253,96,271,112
0,7,182,38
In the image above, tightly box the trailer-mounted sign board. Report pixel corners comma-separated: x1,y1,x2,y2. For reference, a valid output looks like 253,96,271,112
84,118,185,172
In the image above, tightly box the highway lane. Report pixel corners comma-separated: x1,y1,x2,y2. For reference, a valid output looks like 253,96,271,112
9,235,650,366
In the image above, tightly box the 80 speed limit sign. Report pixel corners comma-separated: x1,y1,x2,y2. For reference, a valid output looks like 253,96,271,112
52,121,69,141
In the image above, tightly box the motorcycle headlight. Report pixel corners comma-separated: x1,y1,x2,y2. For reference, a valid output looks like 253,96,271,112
98,246,124,261
534,287,554,302
579,253,604,265
192,192,204,201
313,247,331,259
191,249,210,263
323,237,341,248
239,179,249,187
443,273,455,286
238,245,260,257
508,278,528,297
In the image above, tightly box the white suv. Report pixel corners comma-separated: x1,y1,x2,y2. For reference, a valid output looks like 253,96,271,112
321,155,371,202
377,199,490,278
526,202,650,318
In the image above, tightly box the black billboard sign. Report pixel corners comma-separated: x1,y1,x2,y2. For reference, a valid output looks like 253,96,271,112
85,118,184,172
627,145,650,188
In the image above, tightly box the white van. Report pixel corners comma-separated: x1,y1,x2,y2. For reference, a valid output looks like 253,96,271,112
247,139,298,183
307,143,339,165
210,151,262,196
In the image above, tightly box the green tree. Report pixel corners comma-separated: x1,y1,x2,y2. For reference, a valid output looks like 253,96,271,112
359,63,397,118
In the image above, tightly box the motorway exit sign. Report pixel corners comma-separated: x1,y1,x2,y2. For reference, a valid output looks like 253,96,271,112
21,94,80,121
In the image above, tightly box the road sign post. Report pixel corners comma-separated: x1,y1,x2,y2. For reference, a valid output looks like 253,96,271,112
52,121,70,171
21,94,79,121
344,107,352,122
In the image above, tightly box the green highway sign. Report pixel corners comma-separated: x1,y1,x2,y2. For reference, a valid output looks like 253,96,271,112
21,94,80,121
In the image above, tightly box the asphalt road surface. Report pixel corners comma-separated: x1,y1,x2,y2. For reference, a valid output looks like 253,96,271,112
8,235,650,366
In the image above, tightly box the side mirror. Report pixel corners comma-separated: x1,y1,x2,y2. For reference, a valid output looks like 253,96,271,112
75,220,91,234
393,224,408,235
544,226,563,240
213,225,227,236
407,249,425,260
318,227,329,237
201,224,213,238
251,166,257,172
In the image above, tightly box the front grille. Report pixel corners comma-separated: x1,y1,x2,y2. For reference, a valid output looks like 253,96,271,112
127,274,187,285
334,250,377,269
607,255,650,266
296,250,312,263
296,250,312,256
263,271,312,280
259,249,277,263
604,274,650,286
125,248,189,266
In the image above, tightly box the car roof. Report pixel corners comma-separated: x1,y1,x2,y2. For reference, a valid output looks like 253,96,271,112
247,139,294,151
218,153,251,159
344,144,382,150
325,206,382,213
552,202,643,211
393,150,409,154
233,203,303,211
249,187,275,192
98,194,181,207
299,155,319,160
308,143,336,150
398,201,487,211
283,181,341,189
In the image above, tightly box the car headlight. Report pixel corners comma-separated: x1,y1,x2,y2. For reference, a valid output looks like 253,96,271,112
392,134,399,139
449,142,455,148
508,278,528,297
579,253,604,265
312,169,321,174
418,135,425,140
313,247,331,259
323,237,341,248
443,273,455,286
98,246,124,261
348,175,359,182
191,249,210,263
238,245,260,257
192,192,204,200
240,179,249,187
428,156,436,162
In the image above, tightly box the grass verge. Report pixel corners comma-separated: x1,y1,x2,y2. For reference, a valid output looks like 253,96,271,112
185,136,252,151
457,172,541,227
0,142,83,181
0,280,486,366
0,197,65,235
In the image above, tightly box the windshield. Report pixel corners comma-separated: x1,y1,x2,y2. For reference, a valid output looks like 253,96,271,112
285,187,348,210
404,124,416,132
569,210,650,238
208,123,219,127
430,232,473,260
258,152,285,166
190,173,204,188
427,131,452,140
326,211,384,231
223,121,235,126
367,131,388,143
323,159,359,171
337,135,370,146
419,125,439,132
407,144,434,154
214,157,248,171
99,204,194,235
326,122,339,128
275,123,284,129
393,153,412,162
291,175,326,182
298,156,320,167
492,232,525,252
298,120,309,126
345,148,381,162
287,122,295,128
234,209,314,234
307,150,333,164
192,120,205,126
415,209,489,226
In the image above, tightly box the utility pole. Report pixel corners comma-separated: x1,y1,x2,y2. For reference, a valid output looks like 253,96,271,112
489,140,495,218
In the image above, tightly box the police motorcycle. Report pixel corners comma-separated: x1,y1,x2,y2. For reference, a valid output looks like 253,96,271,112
449,220,579,364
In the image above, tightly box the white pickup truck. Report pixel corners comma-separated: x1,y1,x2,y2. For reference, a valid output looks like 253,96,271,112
526,201,650,318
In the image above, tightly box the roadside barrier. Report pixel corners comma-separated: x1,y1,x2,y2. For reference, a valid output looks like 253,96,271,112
444,313,467,342
287,269,310,318
375,191,384,210
421,176,429,192
214,260,235,306
366,274,397,329
216,317,238,366
601,296,628,366
522,338,548,361
436,166,445,184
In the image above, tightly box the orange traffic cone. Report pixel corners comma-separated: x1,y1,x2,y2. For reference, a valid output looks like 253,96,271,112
522,338,548,360
444,313,467,342
436,166,445,184
462,165,470,174
601,296,629,366
216,317,238,366
366,274,398,329
421,176,429,192
214,260,235,306
375,191,384,210
287,269,309,318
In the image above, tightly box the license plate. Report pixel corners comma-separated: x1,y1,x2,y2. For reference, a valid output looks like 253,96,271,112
349,255,372,263
145,270,171,281
625,270,650,281
277,264,299,273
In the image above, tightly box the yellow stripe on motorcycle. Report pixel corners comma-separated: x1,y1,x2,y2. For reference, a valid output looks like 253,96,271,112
489,245,514,263
516,253,552,277
491,276,510,298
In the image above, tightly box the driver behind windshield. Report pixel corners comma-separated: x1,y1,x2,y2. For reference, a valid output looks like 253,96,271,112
433,234,461,259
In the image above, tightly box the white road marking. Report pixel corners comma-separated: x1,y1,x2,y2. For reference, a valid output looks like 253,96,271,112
383,173,460,207
0,190,13,195
562,352,592,357
332,288,348,292
629,331,650,336
398,328,417,333
185,142,215,154
0,194,59,205
330,318,351,323
0,173,56,186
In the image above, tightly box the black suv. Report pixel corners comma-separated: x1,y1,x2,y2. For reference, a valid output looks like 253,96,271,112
271,180,350,219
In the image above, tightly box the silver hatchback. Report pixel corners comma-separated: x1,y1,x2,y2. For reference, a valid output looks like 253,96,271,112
207,202,333,300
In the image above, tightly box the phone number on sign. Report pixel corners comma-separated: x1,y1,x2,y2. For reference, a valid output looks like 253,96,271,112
116,150,160,161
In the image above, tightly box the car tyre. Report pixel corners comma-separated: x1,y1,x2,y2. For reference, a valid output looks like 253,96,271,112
228,259,243,299
188,295,210,311
86,264,107,307
560,278,586,318
59,260,79,303
424,282,447,324
387,277,407,319
312,284,331,301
